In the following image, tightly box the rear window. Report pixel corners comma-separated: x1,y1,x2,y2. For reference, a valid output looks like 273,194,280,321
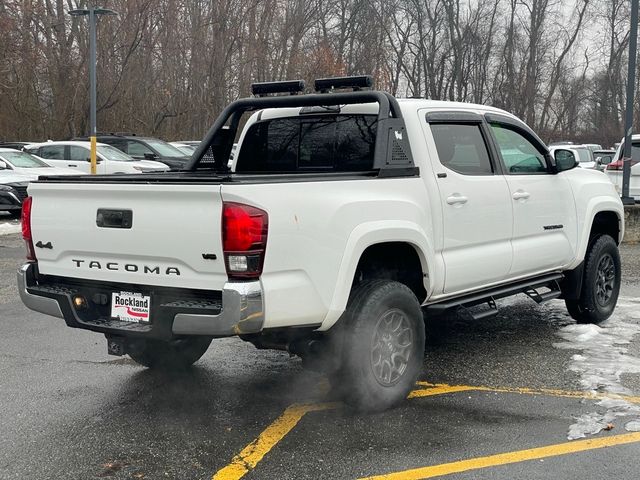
235,114,377,173
574,148,593,163
626,142,640,161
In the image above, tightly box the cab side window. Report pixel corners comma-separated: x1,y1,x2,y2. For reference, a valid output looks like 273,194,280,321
430,123,493,175
38,145,66,160
490,124,548,174
69,146,89,161
126,141,153,157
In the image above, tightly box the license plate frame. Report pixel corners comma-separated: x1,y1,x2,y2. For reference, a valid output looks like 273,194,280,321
110,291,151,323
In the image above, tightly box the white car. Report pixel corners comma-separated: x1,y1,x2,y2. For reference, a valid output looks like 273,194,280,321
549,145,595,169
605,134,640,199
24,141,169,174
0,148,81,177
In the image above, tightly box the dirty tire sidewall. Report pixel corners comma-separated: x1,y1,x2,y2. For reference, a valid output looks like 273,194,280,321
568,234,621,324
338,280,425,412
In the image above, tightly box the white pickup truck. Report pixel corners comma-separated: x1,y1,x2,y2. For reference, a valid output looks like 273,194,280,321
18,77,624,411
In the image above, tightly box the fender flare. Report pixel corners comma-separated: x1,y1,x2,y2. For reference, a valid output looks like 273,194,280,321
318,221,435,330
570,198,624,270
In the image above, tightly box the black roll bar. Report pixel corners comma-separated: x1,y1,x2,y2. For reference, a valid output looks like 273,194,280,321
187,90,412,172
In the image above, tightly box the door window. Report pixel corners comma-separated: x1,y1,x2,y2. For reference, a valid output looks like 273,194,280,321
38,145,66,160
126,141,154,157
490,125,548,174
430,123,493,175
69,146,90,161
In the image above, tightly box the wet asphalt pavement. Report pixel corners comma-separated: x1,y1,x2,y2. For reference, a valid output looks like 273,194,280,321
1,230,640,479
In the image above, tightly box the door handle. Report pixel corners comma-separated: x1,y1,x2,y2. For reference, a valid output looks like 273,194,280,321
68,164,78,167
512,191,530,200
446,194,468,205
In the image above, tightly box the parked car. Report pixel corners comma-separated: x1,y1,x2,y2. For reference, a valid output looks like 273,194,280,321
605,134,640,199
19,78,624,412
74,135,190,170
24,141,169,174
0,171,35,217
0,148,81,176
169,142,196,155
593,149,616,171
549,145,595,169
583,143,603,156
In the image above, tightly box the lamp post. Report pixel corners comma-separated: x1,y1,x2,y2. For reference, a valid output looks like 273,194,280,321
69,6,117,174
621,0,639,205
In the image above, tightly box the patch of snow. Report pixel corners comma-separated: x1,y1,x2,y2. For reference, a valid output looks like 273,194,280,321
549,299,640,439
625,420,640,432
0,221,21,235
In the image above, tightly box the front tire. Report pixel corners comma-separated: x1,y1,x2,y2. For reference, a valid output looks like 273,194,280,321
331,280,425,412
565,235,621,324
128,337,212,369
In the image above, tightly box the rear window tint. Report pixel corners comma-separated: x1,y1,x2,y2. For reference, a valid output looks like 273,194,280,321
236,115,377,173
38,145,66,160
430,123,493,175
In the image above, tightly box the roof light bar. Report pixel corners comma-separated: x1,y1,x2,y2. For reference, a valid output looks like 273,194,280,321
251,80,305,96
314,75,374,93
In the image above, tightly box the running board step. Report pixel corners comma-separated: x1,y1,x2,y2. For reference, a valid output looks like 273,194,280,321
462,298,498,320
524,282,562,304
424,273,564,315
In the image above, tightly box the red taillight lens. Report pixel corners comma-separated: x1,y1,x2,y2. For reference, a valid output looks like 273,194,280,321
607,159,639,171
222,202,268,279
21,196,36,261
606,160,623,171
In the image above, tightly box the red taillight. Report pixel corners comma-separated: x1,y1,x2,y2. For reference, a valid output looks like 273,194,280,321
607,159,639,171
222,202,268,279
606,160,623,171
21,196,36,261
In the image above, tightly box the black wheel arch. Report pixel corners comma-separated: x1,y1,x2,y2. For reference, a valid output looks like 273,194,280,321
352,242,427,303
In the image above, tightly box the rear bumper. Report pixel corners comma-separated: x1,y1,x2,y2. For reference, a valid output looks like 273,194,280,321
17,263,264,339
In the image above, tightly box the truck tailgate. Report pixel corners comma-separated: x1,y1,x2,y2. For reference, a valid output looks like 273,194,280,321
29,182,228,290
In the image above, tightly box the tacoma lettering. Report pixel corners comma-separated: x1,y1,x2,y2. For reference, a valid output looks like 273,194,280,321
71,260,180,276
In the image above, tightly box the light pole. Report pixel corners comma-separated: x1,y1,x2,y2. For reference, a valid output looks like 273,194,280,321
69,6,117,175
621,0,639,205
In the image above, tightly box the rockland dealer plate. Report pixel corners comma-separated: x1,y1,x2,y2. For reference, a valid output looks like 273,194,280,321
111,291,151,323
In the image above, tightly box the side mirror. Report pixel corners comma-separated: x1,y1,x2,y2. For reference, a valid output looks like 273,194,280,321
144,152,158,160
0,160,7,169
85,157,102,164
554,149,578,172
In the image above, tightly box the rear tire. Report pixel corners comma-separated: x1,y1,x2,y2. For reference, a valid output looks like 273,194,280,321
330,280,425,412
128,337,212,369
565,235,620,324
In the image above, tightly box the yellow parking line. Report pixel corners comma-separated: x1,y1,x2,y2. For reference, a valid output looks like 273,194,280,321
212,382,640,480
359,431,640,480
212,402,337,480
413,381,640,404
408,385,475,398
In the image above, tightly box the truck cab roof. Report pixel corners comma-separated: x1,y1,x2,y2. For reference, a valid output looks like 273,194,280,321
254,99,516,121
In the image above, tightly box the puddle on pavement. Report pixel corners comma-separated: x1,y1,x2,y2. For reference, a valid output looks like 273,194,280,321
549,298,640,439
